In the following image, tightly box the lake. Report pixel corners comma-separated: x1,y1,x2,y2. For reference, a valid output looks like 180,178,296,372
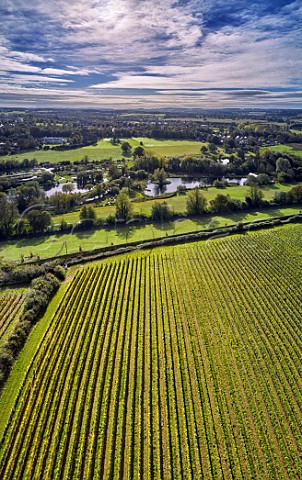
45,182,88,197
144,176,248,196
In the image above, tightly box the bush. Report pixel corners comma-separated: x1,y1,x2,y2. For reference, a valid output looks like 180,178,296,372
48,264,66,281
105,214,116,225
0,349,14,374
151,202,172,221
0,269,64,390
213,179,226,188
132,211,149,222
177,185,187,195
234,222,244,231
22,310,36,324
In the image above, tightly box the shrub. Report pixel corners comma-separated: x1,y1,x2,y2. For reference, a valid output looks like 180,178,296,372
151,202,172,221
213,179,226,188
48,264,66,281
0,269,64,390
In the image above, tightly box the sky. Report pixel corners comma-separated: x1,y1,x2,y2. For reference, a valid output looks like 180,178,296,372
0,0,301,110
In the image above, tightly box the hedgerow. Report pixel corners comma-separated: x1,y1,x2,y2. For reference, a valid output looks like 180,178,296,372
0,267,65,390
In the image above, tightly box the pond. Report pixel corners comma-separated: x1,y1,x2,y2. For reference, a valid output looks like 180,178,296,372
45,182,89,197
144,176,248,196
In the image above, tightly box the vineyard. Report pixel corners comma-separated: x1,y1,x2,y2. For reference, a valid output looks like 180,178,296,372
0,292,25,347
0,224,301,479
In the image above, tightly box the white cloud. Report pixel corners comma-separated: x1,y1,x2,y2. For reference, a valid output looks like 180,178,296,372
21,0,203,65
0,0,301,108
10,52,52,63
0,74,74,85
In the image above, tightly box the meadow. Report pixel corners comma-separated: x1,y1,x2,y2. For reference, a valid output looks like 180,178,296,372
1,206,302,262
51,182,300,225
0,138,203,164
266,143,302,158
0,224,301,479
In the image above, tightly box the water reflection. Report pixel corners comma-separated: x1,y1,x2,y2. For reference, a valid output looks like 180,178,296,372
45,182,88,197
144,177,247,196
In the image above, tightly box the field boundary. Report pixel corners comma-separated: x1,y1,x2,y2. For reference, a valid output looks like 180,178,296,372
21,212,302,268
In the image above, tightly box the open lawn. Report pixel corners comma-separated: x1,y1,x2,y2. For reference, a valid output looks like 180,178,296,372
0,138,204,164
1,206,301,262
52,182,301,225
132,137,204,156
265,143,302,158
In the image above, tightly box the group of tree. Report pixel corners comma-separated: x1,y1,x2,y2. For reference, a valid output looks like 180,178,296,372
273,184,302,205
76,170,103,189
48,191,80,214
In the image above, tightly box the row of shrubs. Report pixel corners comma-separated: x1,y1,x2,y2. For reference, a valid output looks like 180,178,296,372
0,262,65,286
0,264,65,389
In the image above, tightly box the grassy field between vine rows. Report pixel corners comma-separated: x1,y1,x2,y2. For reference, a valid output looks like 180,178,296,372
0,224,301,479
1,205,301,262
0,137,204,164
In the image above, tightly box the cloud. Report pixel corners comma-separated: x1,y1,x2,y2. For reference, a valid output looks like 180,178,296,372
0,74,74,86
0,0,301,108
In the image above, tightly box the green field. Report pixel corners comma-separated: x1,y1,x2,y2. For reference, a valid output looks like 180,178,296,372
0,138,204,164
1,206,302,262
0,224,301,479
266,143,302,158
52,182,300,226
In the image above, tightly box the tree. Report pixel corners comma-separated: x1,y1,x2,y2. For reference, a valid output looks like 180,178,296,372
92,183,105,200
0,193,18,238
210,194,233,213
62,183,74,194
177,185,187,195
133,145,145,157
245,186,264,207
288,185,302,203
244,174,259,187
121,141,131,155
115,191,133,222
257,173,270,185
13,182,45,212
151,201,172,221
276,157,291,173
208,143,218,154
213,179,225,188
134,154,160,172
80,205,96,221
152,168,167,186
276,157,294,182
108,164,120,179
27,209,52,234
186,188,207,215
273,191,288,205
79,205,97,228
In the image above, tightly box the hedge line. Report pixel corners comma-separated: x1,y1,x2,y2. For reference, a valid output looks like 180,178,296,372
0,265,65,390
64,213,302,266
